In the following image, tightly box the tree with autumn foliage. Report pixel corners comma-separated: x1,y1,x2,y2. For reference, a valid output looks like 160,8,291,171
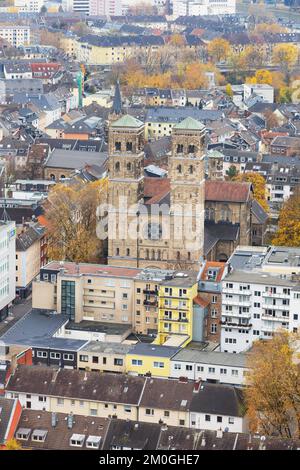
207,38,230,63
272,188,300,247
225,83,233,98
245,330,300,438
234,172,269,212
246,69,273,86
272,44,298,83
3,439,22,450
44,179,108,263
242,46,265,70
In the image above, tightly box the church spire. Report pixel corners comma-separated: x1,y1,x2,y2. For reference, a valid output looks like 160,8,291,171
112,80,122,116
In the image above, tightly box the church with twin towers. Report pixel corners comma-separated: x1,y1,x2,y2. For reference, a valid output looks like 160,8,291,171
106,83,206,270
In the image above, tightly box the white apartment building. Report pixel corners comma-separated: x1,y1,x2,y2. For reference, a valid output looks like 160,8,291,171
14,0,44,13
0,221,16,322
62,0,90,13
170,350,249,386
0,26,30,48
221,246,300,353
172,0,236,19
243,83,274,104
89,0,122,16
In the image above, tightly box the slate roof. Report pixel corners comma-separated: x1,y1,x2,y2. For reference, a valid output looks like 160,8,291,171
140,378,195,411
79,34,165,48
44,148,107,171
0,397,18,445
204,222,240,256
171,350,248,368
16,410,110,450
190,383,246,417
251,199,268,225
16,224,45,251
146,107,223,124
103,420,161,450
7,366,147,405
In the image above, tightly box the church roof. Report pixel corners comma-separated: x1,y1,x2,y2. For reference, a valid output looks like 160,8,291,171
112,81,122,115
173,116,205,131
111,114,144,128
205,181,251,203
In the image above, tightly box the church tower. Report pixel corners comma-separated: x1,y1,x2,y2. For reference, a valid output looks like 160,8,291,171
107,114,145,266
169,117,206,269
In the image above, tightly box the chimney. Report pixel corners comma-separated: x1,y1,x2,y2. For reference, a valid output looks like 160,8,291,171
193,380,202,393
51,412,57,428
67,412,74,429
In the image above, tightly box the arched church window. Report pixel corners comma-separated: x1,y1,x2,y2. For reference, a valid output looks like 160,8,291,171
221,205,231,222
126,142,133,151
189,165,194,174
209,207,215,221
146,249,149,260
152,250,155,260
115,141,121,151
177,251,180,260
126,248,130,256
177,164,182,174
50,174,55,180
116,248,120,256
188,145,196,154
188,252,191,260
127,162,132,171
157,250,161,260
115,162,120,172
177,144,184,154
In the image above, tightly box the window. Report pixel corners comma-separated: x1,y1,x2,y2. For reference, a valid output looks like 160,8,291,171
229,417,234,424
179,420,185,426
57,398,64,405
205,415,211,421
79,355,88,362
50,352,61,360
61,280,75,320
217,416,222,423
232,369,238,376
174,364,181,370
211,309,218,318
38,396,46,402
124,406,131,413
220,368,227,374
132,359,142,366
177,144,184,154
211,323,217,334
90,409,97,416
114,358,123,366
145,408,154,415
154,362,164,368
208,367,215,373
92,356,99,364
115,141,121,151
37,351,47,358
63,354,74,361
212,295,217,304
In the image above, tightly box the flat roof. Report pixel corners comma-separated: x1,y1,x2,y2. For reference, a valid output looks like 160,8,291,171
65,321,131,335
172,350,248,368
42,261,142,279
128,343,180,358
224,270,296,287
80,341,133,355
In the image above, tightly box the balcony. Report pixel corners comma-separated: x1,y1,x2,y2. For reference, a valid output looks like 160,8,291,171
144,300,158,307
222,299,251,307
160,317,189,323
262,314,289,323
222,311,251,319
143,289,158,295
262,292,290,299
220,321,252,329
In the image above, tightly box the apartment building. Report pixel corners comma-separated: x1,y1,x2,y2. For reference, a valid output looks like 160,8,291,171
198,261,227,343
32,262,200,338
77,342,133,373
126,343,179,378
221,246,300,353
170,350,249,386
172,0,236,19
0,25,30,47
0,221,16,322
156,272,198,347
5,365,247,432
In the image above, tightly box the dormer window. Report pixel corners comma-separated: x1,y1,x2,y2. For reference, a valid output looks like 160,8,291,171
115,142,121,151
126,142,133,151
177,144,184,154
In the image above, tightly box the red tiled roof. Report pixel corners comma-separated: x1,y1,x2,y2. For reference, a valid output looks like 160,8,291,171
193,295,210,308
144,177,170,204
205,181,251,203
200,261,226,282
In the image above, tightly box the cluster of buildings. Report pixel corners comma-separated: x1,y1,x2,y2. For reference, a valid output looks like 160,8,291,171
0,11,299,450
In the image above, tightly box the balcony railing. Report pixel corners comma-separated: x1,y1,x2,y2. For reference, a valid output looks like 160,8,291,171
144,300,158,307
220,321,252,329
143,289,158,295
